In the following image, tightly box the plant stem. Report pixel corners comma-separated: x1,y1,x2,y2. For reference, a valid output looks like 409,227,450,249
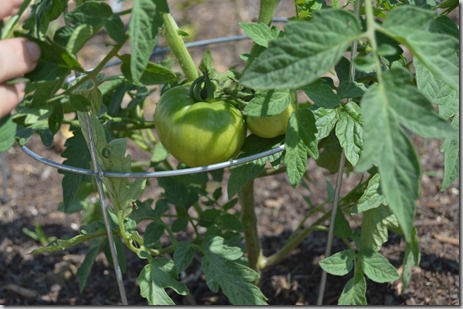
161,13,199,82
243,0,281,71
258,0,281,25
263,212,331,268
238,181,263,272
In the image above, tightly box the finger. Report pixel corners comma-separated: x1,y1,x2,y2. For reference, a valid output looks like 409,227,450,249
0,82,25,118
0,38,41,83
0,0,23,19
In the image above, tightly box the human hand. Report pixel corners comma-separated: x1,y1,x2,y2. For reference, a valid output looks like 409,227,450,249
0,0,41,118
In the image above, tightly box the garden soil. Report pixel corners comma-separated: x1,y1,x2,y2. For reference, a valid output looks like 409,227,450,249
0,0,459,305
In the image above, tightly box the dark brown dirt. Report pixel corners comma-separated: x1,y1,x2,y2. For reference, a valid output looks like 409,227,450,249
0,0,459,306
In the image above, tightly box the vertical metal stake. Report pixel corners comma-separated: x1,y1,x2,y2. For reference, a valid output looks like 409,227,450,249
1,152,9,204
317,0,360,304
83,115,128,305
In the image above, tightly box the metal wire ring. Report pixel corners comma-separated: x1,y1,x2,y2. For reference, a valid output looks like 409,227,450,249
20,144,285,178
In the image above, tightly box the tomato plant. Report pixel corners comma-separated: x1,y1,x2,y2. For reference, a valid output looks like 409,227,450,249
0,0,458,305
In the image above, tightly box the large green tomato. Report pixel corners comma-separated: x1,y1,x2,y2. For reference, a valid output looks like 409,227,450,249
153,85,246,167
246,103,294,138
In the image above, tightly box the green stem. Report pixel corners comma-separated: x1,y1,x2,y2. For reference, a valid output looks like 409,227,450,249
239,181,263,272
262,211,331,268
161,13,199,81
63,37,128,96
243,0,281,71
364,0,384,85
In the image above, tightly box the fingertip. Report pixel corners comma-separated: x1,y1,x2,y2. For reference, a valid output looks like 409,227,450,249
26,41,41,63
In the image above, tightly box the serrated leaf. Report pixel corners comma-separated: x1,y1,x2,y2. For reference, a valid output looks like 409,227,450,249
201,236,267,305
243,90,291,116
66,24,97,54
314,107,338,140
338,269,367,305
352,173,387,214
158,172,207,208
240,10,361,89
120,54,176,85
381,6,459,90
284,113,309,187
414,58,458,120
441,117,459,190
335,102,363,166
356,70,427,242
0,115,17,152
337,81,366,99
334,211,352,239
359,249,400,283
360,205,397,251
173,241,196,273
144,221,165,248
319,249,355,276
65,1,112,27
138,258,188,305
129,0,168,83
239,22,279,48
302,79,340,108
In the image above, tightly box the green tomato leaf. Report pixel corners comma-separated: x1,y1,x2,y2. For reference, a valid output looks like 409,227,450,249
158,173,208,208
200,236,267,305
240,10,361,89
22,0,67,38
138,258,188,305
360,205,398,252
284,110,318,188
65,1,112,27
335,102,363,166
228,134,282,197
319,249,355,276
359,249,400,283
414,58,458,119
352,173,387,214
401,228,421,292
383,69,456,139
66,24,97,54
337,81,366,99
337,269,367,305
356,69,429,242
441,117,459,190
239,22,279,48
76,238,104,293
120,54,176,85
59,128,91,213
173,241,196,273
129,0,168,84
144,221,165,248
381,6,459,90
243,90,291,117
334,210,352,239
302,79,340,109
314,107,338,140
0,115,17,152
429,15,459,39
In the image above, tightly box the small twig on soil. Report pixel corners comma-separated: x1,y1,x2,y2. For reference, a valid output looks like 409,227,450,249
432,233,459,246
4,284,40,299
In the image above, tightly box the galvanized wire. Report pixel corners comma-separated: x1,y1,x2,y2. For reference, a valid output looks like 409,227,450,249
20,144,285,178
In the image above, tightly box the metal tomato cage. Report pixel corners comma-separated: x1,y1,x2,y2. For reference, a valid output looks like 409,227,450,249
2,22,290,305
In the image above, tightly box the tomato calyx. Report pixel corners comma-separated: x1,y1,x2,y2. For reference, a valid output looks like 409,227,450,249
190,70,217,102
